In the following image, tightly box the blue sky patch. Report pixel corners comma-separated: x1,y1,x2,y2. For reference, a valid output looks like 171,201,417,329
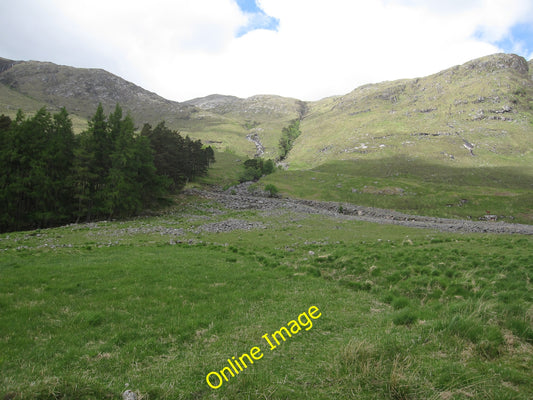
235,0,262,13
235,0,279,37
476,23,533,59
496,23,533,58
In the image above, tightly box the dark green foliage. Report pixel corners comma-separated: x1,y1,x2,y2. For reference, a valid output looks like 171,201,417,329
0,108,76,231
240,158,263,182
263,158,275,174
239,166,261,182
0,105,214,232
278,119,301,160
0,114,11,131
243,158,262,170
141,122,214,191
239,157,275,182
392,309,419,325
73,104,164,221
264,183,279,197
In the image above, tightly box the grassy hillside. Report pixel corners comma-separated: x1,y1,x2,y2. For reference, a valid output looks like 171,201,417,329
261,156,533,224
0,60,194,131
0,83,89,133
1,53,532,400
0,61,302,155
1,55,532,224
0,80,49,114
182,54,533,166
180,95,305,158
1,193,532,399
191,151,533,225
290,54,533,169
3,54,531,167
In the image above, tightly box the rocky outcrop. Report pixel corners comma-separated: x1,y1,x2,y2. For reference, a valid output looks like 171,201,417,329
462,53,529,76
291,53,533,167
0,57,21,74
122,390,137,400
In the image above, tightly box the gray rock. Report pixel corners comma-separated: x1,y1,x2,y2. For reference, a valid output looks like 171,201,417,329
184,188,533,235
123,390,137,400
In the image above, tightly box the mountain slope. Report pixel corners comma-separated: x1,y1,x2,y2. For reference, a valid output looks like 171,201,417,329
0,54,532,168
0,59,195,127
290,53,533,168
183,94,305,158
0,59,300,156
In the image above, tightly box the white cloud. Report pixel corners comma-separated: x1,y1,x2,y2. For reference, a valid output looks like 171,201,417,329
2,0,532,101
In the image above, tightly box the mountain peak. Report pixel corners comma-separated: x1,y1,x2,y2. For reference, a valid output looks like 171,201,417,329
0,59,194,125
459,53,529,76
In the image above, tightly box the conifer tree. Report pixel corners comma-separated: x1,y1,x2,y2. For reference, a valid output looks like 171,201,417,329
141,122,214,191
0,104,214,232
0,114,11,132
83,103,112,218
0,108,76,230
49,108,76,221
72,131,97,222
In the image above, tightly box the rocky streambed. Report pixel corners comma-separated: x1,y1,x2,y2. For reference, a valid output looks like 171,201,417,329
185,185,533,235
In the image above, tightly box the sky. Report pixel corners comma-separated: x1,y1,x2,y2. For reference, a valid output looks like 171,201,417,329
1,0,533,102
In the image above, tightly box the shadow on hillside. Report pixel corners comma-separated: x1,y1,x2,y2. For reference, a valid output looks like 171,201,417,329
312,156,533,190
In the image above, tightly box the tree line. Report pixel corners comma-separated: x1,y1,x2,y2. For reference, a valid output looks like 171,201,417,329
0,104,214,232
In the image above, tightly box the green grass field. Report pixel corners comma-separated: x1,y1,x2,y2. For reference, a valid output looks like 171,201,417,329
261,157,533,225
1,189,532,399
2,56,532,398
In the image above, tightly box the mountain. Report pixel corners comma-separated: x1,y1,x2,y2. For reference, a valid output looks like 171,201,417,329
1,53,532,169
0,59,195,128
291,53,533,168
183,94,306,157
0,59,302,154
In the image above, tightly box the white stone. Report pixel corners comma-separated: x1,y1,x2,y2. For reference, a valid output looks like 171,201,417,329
123,390,138,400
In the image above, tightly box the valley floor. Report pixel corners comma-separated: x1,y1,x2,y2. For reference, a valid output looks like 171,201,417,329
1,189,532,399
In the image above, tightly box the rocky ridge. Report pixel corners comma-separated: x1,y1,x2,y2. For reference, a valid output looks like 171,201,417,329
0,60,195,125
185,94,304,118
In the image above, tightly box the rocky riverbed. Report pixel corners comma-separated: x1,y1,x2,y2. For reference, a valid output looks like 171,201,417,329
185,184,533,235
